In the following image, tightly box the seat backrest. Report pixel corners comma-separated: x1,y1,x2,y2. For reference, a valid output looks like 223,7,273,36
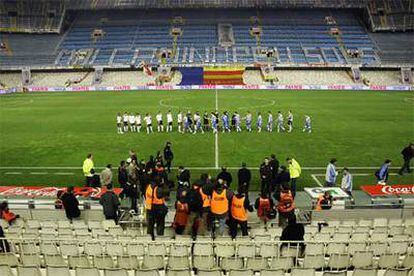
260,269,284,276
104,269,128,276
135,269,161,276
352,269,378,276
228,269,254,276
292,268,316,276
166,269,192,276
76,267,100,276
47,267,70,276
384,269,410,276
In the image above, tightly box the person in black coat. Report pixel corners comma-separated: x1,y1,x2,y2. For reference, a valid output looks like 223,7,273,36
0,226,10,253
217,167,232,187
280,215,305,255
269,154,280,181
118,160,129,199
60,186,80,220
177,166,191,184
237,163,251,196
273,165,291,200
260,157,272,195
399,143,414,175
183,183,204,236
163,142,174,173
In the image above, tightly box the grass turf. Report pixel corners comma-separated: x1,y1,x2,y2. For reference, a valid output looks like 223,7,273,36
0,89,413,190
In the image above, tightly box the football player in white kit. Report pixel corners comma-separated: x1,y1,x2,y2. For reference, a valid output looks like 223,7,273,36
156,111,164,132
166,110,173,133
177,111,183,133
122,112,129,132
277,111,285,133
267,111,273,132
303,115,312,133
135,113,142,133
287,110,293,133
193,112,204,134
116,112,123,134
234,111,241,132
129,112,136,132
144,113,153,134
245,111,252,132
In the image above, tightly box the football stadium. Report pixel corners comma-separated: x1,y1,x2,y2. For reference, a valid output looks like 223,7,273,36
0,0,413,275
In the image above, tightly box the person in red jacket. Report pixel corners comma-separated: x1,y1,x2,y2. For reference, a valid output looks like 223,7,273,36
255,191,275,229
0,202,19,225
277,184,295,228
173,190,189,234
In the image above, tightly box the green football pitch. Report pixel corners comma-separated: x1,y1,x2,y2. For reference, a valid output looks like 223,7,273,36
0,89,413,190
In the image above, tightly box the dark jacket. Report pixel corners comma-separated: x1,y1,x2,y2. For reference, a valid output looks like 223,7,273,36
185,187,203,213
269,158,280,179
118,167,128,188
237,168,251,187
178,169,191,184
164,146,174,161
217,171,233,186
60,192,80,219
280,222,305,247
260,163,272,183
99,191,120,219
402,146,414,160
0,226,10,253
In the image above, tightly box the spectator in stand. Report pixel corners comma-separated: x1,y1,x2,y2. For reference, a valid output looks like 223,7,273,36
280,215,305,256
399,143,414,175
376,159,392,185
100,164,113,188
163,142,174,173
173,190,188,235
60,186,80,220
277,183,295,228
118,161,129,199
255,191,275,230
260,157,272,195
0,226,10,253
237,162,251,197
183,183,204,237
286,157,301,198
273,165,290,200
210,179,233,236
0,202,19,225
82,153,94,187
230,188,253,238
99,184,120,222
315,191,333,210
145,178,169,238
341,168,353,197
325,158,338,187
217,167,232,188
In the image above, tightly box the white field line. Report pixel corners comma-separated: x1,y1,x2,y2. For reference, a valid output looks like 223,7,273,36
310,174,323,187
215,88,219,169
29,172,48,175
54,172,75,175
312,173,400,177
4,172,22,175
0,166,402,170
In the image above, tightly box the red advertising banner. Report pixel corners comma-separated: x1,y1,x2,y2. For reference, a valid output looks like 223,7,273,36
0,186,122,199
361,185,414,196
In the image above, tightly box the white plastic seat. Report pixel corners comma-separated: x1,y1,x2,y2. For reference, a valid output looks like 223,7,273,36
60,242,80,256
148,243,167,256
270,256,294,270
258,244,278,258
26,220,41,229
108,227,123,236
332,233,350,242
72,220,88,230
305,243,325,255
21,253,42,266
117,255,139,270
326,242,347,255
104,268,128,276
126,243,145,257
220,257,243,271
17,266,42,276
373,218,388,227
40,241,59,255
93,255,115,269
314,232,331,241
370,242,388,256
106,242,124,256
168,256,190,270
0,253,19,267
215,243,235,258
46,266,70,276
85,242,104,256
228,269,253,276
292,268,316,276
389,241,409,255
0,265,13,276
166,269,192,276
351,233,369,242
321,226,336,235
352,268,378,276
389,219,403,226
348,242,367,255
194,243,214,256
237,244,256,258
354,226,371,234
389,226,405,236
102,220,116,230
303,254,325,269
253,234,271,242
378,253,400,269
68,255,91,269
75,267,100,276
44,254,67,267
57,220,72,229
19,241,39,254
341,220,357,227
88,221,102,230
327,253,350,269
170,244,189,257
197,269,221,276
383,269,411,276
402,253,414,268
260,269,285,276
370,233,388,242
142,255,164,269
351,251,374,268
193,255,216,270
323,272,347,276
245,257,268,271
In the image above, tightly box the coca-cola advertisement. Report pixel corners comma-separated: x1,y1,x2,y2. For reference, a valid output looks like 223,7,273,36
361,185,414,196
0,186,121,199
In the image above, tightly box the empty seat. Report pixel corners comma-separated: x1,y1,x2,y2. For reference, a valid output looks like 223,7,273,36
246,257,268,271
389,241,409,255
348,242,367,255
46,266,70,276
378,254,400,269
237,244,256,258
221,257,243,271
126,243,145,257
228,269,253,276
166,269,192,276
193,255,216,270
292,268,316,276
323,272,347,276
135,269,161,276
351,251,373,268
168,256,190,270
260,269,285,276
93,255,115,269
106,242,124,256
18,242,39,254
0,253,19,267
305,243,325,255
21,253,42,267
68,255,91,269
17,266,42,276
76,267,100,276
215,243,235,258
170,244,189,257
352,269,378,276
44,254,67,267
384,269,411,276
326,242,346,255
327,254,350,270
85,242,103,256
270,256,294,270
370,242,388,256
40,241,59,255
117,255,139,270
0,265,13,276
142,255,164,269
303,254,325,269
197,269,222,276
194,243,214,256
60,242,80,256
402,253,414,268
104,268,128,276
148,243,167,256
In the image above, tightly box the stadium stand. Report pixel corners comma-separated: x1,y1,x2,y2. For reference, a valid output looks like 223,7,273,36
367,0,413,32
